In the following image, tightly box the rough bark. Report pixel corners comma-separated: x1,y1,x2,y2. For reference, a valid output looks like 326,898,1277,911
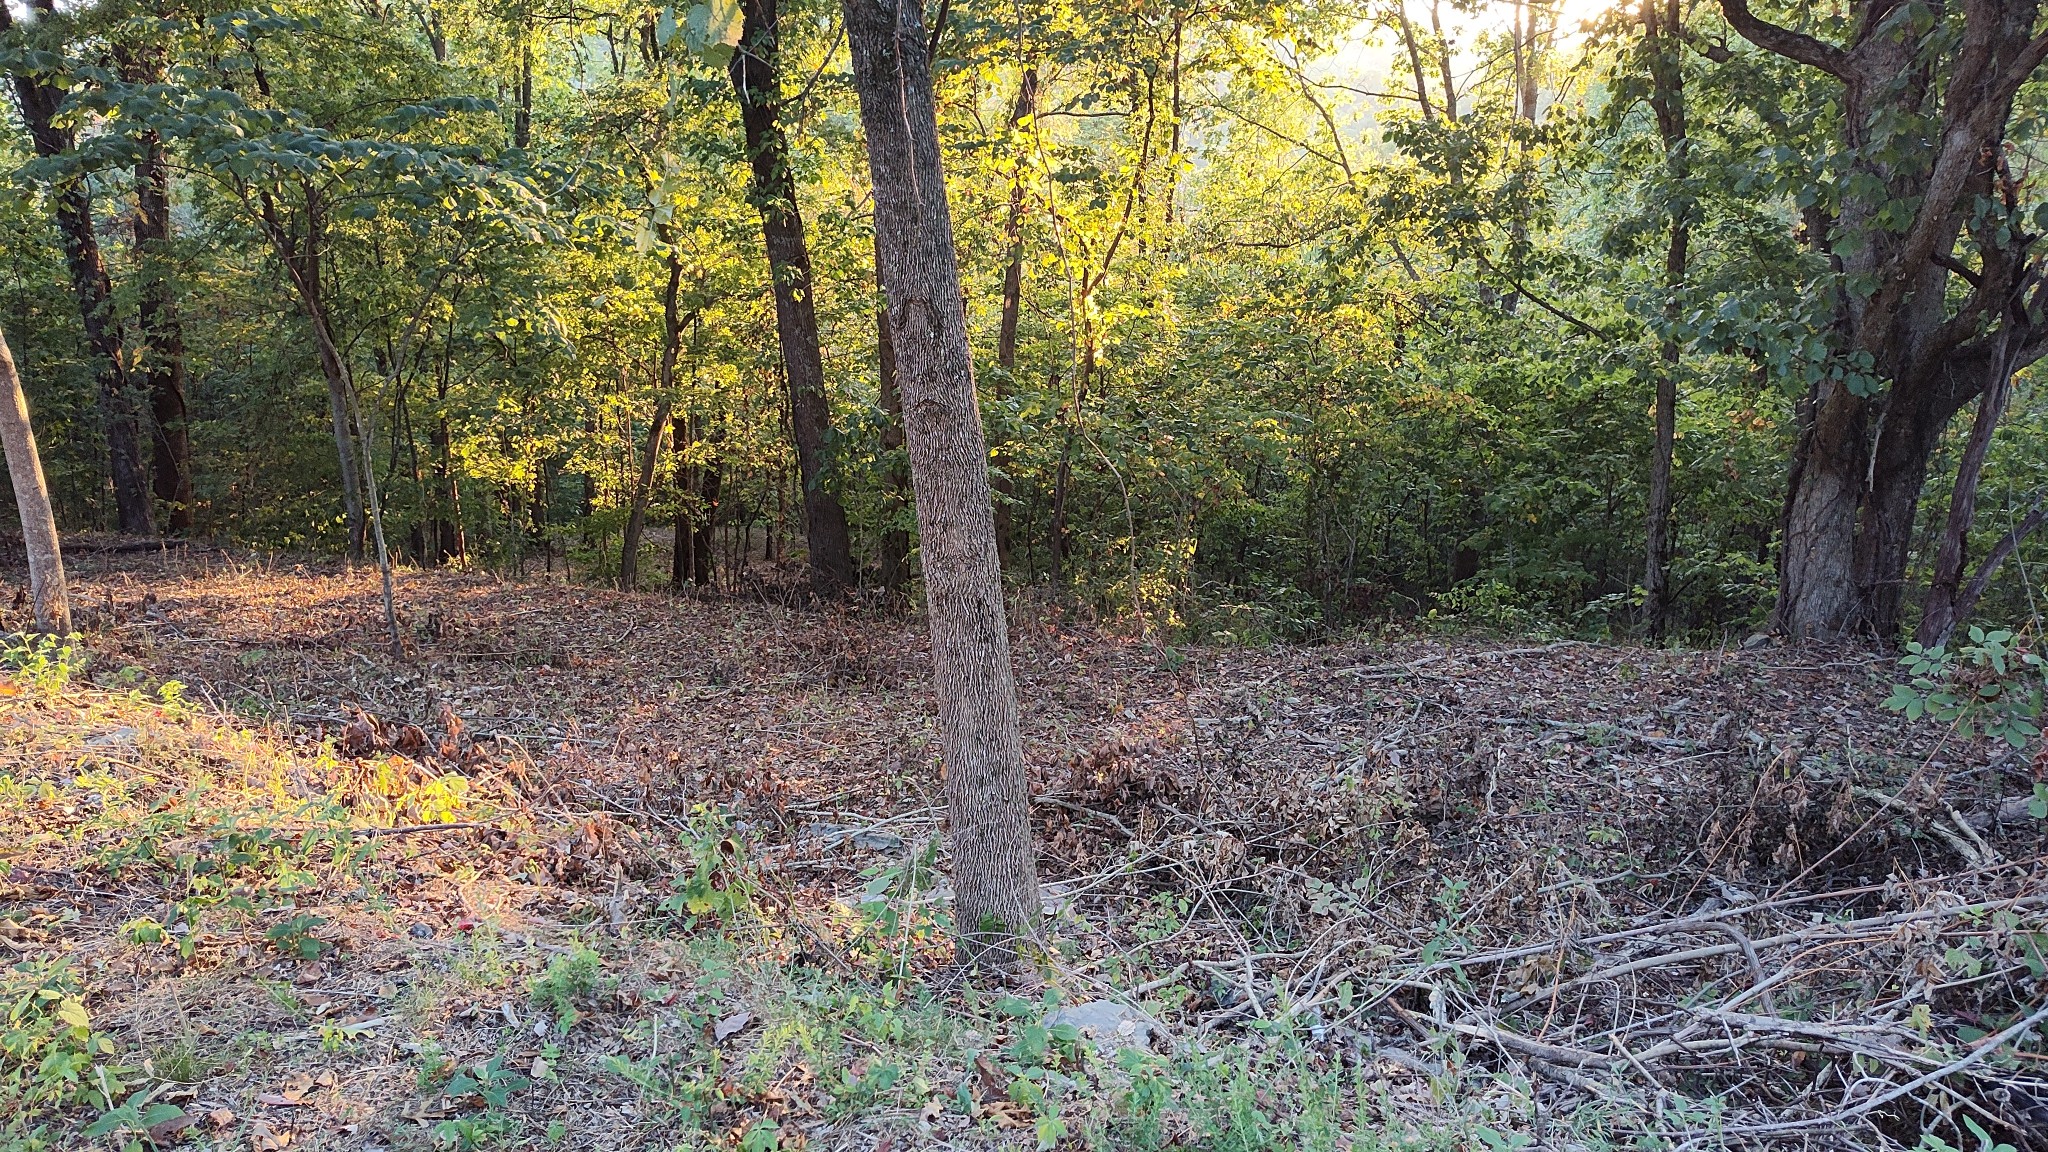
125,46,193,535
875,235,911,591
4,4,154,536
729,0,856,594
844,0,1041,965
1722,0,2048,638
0,326,71,634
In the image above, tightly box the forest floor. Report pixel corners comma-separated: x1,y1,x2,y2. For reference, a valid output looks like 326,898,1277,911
2,546,2044,1152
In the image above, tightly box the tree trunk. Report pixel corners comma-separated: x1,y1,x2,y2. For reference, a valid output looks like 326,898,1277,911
991,67,1037,565
3,15,155,536
0,325,71,634
1916,339,2014,648
1395,1,1436,121
627,257,686,592
260,187,366,559
1720,0,2048,640
129,75,192,534
1642,0,1689,639
844,0,1041,965
730,0,856,594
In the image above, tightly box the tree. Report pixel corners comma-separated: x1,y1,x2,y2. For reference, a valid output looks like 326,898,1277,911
0,325,71,634
1,0,154,537
729,0,856,593
844,0,1040,963
1721,0,2048,638
119,40,193,534
1640,0,1691,638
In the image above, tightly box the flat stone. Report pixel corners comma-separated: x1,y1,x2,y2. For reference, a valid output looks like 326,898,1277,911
1043,1001,1157,1055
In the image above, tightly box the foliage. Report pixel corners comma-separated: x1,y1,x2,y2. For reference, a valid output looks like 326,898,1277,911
1884,627,2047,747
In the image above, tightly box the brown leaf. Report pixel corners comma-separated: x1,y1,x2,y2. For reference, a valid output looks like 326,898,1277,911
981,1100,1030,1129
249,1118,292,1151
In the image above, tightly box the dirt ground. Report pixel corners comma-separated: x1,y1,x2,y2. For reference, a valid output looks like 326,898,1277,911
4,547,2044,1151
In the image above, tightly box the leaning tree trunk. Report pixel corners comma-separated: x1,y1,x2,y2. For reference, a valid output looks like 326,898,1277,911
845,0,1041,966
1917,340,2014,648
0,326,72,634
730,0,856,594
621,257,683,593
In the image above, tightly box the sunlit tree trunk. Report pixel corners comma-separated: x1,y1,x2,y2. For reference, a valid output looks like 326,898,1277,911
845,0,1040,965
0,326,71,634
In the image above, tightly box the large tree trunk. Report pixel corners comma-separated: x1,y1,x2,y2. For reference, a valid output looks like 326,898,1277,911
4,8,154,537
730,0,856,594
1722,0,2048,640
844,0,1041,966
0,326,71,634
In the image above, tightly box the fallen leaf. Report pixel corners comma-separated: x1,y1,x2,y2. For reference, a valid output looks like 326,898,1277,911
981,1100,1030,1129
530,1055,550,1080
249,1118,292,1150
713,1010,751,1042
207,1108,236,1130
146,1110,196,1144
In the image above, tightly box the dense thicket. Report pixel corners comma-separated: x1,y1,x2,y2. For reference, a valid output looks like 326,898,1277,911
5,0,2048,645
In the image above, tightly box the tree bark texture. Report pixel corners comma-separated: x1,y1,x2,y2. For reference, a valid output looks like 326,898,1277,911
121,41,194,535
730,0,856,594
0,325,72,634
844,0,1041,964
875,234,911,590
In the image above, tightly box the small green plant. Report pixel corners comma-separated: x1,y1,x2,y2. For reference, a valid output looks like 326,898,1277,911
1885,627,2045,746
656,806,753,927
1,959,122,1136
432,1054,531,1149
1,634,84,693
528,942,603,1033
265,913,331,961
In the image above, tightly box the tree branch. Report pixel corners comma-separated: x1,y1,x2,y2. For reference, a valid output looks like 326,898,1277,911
1718,0,1852,78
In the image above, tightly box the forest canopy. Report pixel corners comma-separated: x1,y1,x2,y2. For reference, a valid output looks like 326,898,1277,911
5,0,2048,647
